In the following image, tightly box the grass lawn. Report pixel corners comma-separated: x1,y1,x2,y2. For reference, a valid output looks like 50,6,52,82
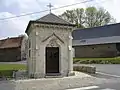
0,64,26,77
0,64,26,70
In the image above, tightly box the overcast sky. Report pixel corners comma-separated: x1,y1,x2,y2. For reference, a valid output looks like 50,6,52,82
0,0,120,39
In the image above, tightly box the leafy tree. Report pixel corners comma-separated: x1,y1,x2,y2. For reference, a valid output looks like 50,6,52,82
59,7,116,28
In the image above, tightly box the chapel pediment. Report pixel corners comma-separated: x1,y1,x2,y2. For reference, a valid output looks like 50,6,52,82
42,33,64,44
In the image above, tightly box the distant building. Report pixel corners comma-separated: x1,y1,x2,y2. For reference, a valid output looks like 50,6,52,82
0,35,27,62
72,23,120,58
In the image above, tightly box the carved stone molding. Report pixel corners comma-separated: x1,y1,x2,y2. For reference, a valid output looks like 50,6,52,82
42,33,64,44
34,23,73,30
46,38,59,47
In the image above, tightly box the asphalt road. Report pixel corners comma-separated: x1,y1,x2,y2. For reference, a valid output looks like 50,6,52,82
92,64,120,76
66,82,120,90
97,82,120,90
65,77,120,90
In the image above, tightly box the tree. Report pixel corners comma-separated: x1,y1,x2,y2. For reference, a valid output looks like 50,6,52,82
59,7,116,28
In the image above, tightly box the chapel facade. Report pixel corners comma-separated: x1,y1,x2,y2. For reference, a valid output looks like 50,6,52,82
25,13,75,78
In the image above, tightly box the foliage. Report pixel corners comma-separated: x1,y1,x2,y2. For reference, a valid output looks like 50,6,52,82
59,7,116,28
73,57,120,64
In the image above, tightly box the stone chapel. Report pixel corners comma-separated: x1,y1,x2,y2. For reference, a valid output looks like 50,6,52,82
25,13,75,78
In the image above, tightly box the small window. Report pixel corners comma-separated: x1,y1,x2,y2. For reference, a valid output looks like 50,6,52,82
29,50,31,57
28,39,31,58
29,40,31,48
80,39,86,42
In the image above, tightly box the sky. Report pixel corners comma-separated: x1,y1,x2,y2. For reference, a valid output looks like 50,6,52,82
0,0,120,39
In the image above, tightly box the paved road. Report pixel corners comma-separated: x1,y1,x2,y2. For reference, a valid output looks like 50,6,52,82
65,78,120,90
66,82,120,90
75,64,120,76
92,64,120,76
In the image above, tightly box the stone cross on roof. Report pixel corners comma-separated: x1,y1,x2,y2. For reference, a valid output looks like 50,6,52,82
47,3,53,13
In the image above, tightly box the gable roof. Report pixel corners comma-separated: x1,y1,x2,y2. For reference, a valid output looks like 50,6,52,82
25,13,75,34
0,36,23,49
36,13,72,25
72,23,120,46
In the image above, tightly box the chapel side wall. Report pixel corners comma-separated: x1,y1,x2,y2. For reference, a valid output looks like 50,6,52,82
35,24,72,76
27,27,36,77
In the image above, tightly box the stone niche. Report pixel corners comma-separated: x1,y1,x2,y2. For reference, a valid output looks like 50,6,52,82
25,13,75,78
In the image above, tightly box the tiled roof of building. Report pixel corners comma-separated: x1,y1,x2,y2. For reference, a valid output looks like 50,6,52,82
0,36,23,49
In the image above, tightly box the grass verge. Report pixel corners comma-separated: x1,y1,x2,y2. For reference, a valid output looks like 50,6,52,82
0,64,26,78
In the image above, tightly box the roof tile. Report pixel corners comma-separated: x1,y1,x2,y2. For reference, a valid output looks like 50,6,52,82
36,13,72,25
0,36,23,49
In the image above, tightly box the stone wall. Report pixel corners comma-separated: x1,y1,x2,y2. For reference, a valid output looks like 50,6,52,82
27,26,36,77
73,65,96,74
73,43,118,58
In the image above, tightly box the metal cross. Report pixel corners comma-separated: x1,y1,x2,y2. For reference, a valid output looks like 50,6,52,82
47,3,53,13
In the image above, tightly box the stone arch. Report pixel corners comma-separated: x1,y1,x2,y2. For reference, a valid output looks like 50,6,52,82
45,40,60,74
40,33,64,75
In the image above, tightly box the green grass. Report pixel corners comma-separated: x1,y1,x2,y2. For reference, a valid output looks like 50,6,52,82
0,64,26,78
73,57,120,64
0,64,26,70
